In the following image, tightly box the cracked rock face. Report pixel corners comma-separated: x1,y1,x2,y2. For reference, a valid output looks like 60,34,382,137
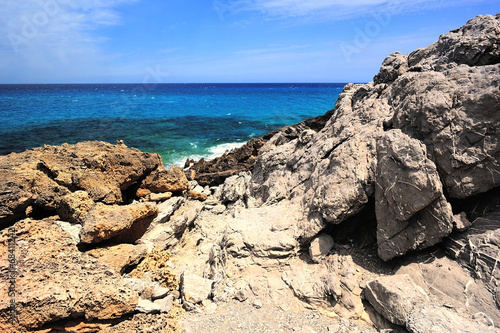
375,130,453,261
244,14,500,260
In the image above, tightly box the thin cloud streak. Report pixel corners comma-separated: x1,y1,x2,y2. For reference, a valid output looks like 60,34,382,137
215,0,489,21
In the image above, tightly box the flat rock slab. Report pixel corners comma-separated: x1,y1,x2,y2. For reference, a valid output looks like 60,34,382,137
80,202,158,244
365,274,429,326
222,205,299,258
180,272,213,305
86,243,148,274
407,305,495,333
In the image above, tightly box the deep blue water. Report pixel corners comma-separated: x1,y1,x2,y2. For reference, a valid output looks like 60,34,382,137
0,83,345,166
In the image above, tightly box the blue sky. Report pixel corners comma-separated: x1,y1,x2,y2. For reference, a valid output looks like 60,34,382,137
0,0,498,83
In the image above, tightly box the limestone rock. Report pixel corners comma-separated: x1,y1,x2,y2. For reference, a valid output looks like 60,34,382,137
56,190,94,224
187,190,207,201
79,202,158,244
373,51,408,84
140,200,202,249
145,192,173,202
219,172,251,205
0,141,163,227
250,81,390,237
396,252,500,327
154,295,174,313
139,165,189,193
124,278,147,295
309,233,334,263
180,272,214,305
135,299,161,314
86,244,148,274
445,208,500,292
222,205,299,258
282,253,365,319
0,218,138,330
365,274,430,326
54,220,82,244
242,14,500,263
406,14,500,71
452,212,472,232
375,130,454,260
151,197,185,225
406,305,495,333
390,65,500,199
152,285,170,300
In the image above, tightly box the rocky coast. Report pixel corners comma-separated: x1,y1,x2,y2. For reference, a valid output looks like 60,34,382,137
1,13,500,333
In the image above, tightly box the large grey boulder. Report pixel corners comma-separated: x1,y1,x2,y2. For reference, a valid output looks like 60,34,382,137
375,130,454,260
407,14,500,71
390,64,500,199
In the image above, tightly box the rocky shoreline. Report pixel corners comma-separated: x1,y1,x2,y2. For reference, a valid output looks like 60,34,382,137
1,13,500,333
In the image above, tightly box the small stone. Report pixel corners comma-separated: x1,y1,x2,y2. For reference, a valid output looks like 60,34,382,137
180,271,213,304
235,289,248,302
188,190,207,201
141,285,154,301
136,299,161,314
123,278,147,295
309,233,334,262
253,299,263,309
212,204,226,215
152,285,170,300
147,192,173,202
452,212,471,232
136,188,151,198
169,290,181,299
54,220,82,244
154,295,174,313
193,185,204,193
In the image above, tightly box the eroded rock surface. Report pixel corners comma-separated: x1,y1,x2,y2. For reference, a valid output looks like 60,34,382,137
0,218,138,331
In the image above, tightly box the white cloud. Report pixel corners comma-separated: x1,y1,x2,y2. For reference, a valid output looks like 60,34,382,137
0,0,137,82
215,0,489,21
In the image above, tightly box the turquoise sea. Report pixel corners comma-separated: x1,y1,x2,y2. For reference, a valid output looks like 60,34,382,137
0,83,345,166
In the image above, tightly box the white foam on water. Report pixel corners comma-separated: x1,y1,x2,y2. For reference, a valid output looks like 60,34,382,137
165,141,247,168
206,142,246,160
